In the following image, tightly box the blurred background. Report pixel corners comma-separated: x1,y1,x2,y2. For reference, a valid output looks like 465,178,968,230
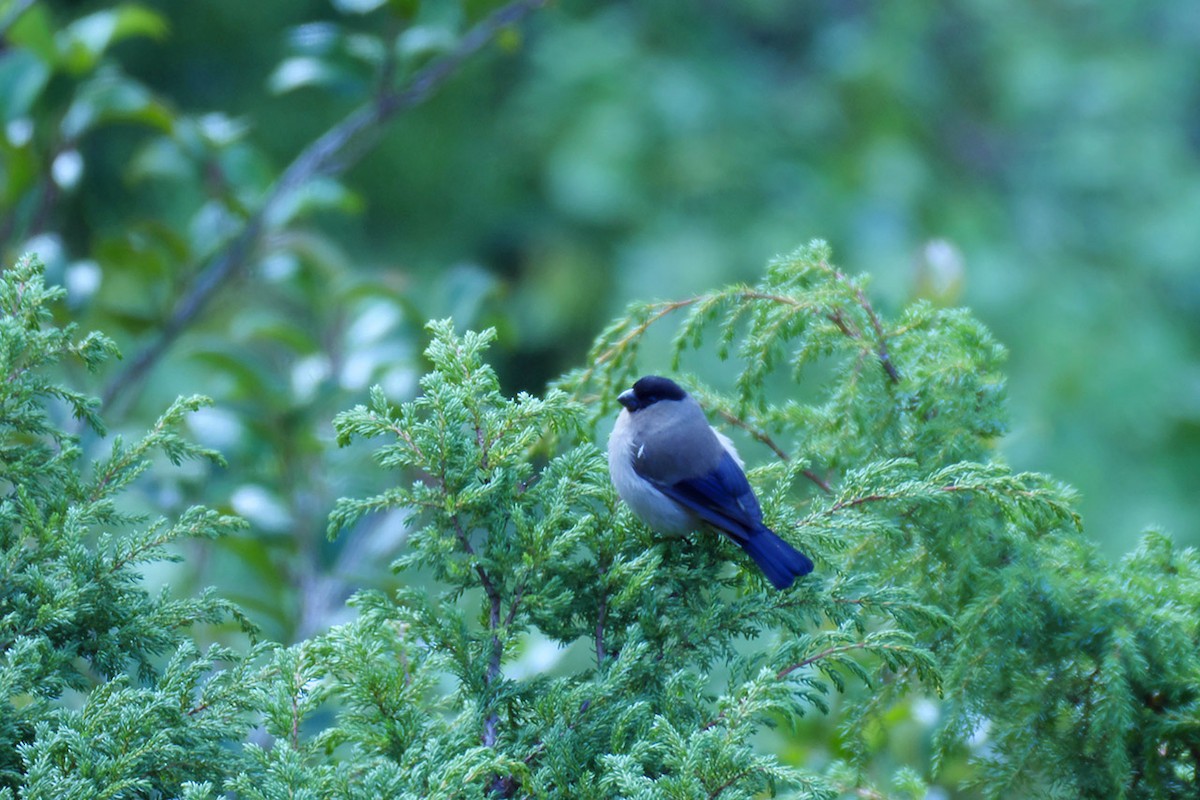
2,0,1199,649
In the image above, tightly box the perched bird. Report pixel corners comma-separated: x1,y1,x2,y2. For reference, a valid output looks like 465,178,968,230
607,375,814,590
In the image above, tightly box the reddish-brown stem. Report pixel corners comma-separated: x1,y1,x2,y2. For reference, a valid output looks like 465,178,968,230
708,768,755,799
776,641,873,680
828,493,892,514
852,284,901,384
715,409,833,494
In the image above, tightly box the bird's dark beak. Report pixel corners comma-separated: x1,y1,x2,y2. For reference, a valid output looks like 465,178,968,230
617,388,638,411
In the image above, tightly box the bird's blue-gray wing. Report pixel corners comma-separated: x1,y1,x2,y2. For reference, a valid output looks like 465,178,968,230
639,450,763,542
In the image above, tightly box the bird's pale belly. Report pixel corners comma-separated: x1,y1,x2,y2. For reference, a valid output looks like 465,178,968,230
608,446,694,535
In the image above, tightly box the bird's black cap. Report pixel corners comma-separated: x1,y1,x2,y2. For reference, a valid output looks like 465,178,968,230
618,375,687,412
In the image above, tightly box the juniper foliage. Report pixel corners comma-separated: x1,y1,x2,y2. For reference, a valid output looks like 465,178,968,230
319,320,937,798
0,256,252,798
562,242,1200,798
4,247,1200,798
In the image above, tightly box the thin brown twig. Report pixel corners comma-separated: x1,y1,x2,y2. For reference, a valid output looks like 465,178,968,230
748,270,900,384
715,408,833,494
827,493,892,514
776,641,873,680
456,411,518,755
582,275,898,403
503,580,526,629
852,284,901,383
707,768,755,799
595,298,700,368
716,408,790,461
570,297,701,398
702,639,901,733
812,262,900,384
825,308,859,339
449,515,504,686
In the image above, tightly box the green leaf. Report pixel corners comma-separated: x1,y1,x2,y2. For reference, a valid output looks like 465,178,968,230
60,67,173,139
57,4,168,75
0,48,51,120
333,0,389,14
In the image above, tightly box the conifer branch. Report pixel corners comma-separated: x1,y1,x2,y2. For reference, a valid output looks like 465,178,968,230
805,263,904,385
594,298,701,370
715,407,832,493
290,665,303,749
776,641,883,680
594,587,607,665
715,407,791,461
737,277,900,384
449,508,505,751
570,297,702,399
827,493,893,514
503,582,527,629
708,767,755,799
853,284,901,384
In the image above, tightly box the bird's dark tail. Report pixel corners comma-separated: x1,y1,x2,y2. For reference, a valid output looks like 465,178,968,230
739,527,813,590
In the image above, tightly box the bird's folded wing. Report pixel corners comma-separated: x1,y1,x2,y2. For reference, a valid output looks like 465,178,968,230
642,450,763,542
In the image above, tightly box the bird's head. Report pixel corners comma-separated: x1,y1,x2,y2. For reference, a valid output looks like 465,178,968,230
617,375,688,412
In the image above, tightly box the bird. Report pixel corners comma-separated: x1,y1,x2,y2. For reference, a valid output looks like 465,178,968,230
607,375,814,590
